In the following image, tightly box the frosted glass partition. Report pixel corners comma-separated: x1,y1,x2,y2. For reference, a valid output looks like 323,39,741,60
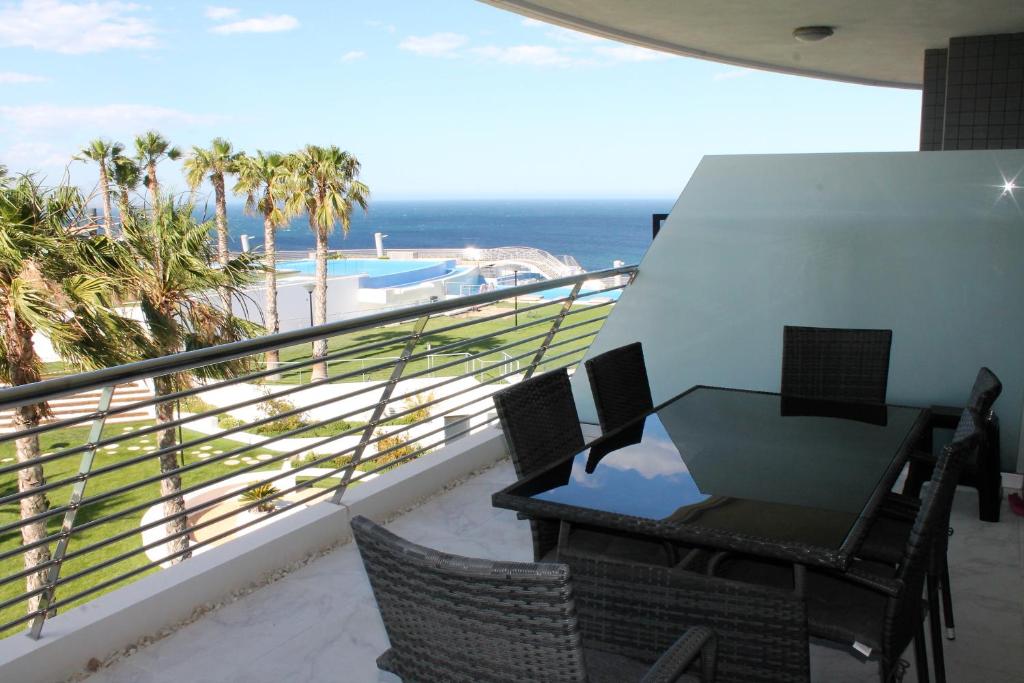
573,150,1024,472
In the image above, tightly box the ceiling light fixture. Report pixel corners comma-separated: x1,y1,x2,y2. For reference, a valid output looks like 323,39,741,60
793,26,835,43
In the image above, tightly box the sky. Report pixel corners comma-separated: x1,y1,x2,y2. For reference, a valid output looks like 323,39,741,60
0,0,923,200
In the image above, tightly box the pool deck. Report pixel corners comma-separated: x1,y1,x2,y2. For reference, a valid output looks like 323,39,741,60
81,458,1024,683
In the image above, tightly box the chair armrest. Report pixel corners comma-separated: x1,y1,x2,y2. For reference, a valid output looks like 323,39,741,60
834,563,903,598
641,626,717,683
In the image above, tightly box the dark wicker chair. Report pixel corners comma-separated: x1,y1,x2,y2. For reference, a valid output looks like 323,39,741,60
351,515,718,683
585,341,655,433
714,411,981,683
560,547,810,683
781,326,893,404
903,367,1003,522
494,369,671,564
493,368,586,560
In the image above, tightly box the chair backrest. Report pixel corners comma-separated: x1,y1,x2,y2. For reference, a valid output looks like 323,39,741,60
884,408,981,665
781,326,893,404
968,366,1002,418
563,550,809,683
351,515,590,683
585,341,655,433
493,368,585,479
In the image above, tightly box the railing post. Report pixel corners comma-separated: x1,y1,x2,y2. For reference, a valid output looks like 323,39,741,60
331,315,430,504
28,384,115,640
522,280,584,379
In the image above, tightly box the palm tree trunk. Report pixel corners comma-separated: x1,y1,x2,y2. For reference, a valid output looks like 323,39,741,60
2,307,54,617
263,213,280,371
212,174,232,314
311,221,329,381
153,376,190,564
118,189,131,229
98,164,115,239
147,162,159,208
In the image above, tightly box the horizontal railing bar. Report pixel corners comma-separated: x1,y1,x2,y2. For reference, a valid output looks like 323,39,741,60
0,340,589,620
0,331,601,563
0,408,500,622
0,338,591,565
55,401,505,587
0,266,636,411
0,310,609,509
9,407,505,613
0,299,597,473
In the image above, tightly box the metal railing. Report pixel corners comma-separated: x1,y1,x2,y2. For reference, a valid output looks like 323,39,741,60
0,265,637,640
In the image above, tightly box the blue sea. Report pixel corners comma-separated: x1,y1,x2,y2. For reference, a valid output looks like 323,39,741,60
216,199,669,272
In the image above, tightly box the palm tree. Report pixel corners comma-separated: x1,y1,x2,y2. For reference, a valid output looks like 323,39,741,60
74,139,123,237
184,138,242,311
288,146,369,380
233,151,293,372
134,131,181,207
0,174,145,615
117,197,261,564
111,154,141,225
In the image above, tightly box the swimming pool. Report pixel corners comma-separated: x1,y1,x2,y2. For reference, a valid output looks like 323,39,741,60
281,258,458,288
528,284,622,302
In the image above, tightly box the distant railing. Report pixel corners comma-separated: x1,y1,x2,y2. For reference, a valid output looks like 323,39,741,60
0,265,637,640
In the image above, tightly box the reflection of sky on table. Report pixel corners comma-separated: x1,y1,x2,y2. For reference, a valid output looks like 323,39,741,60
535,418,711,519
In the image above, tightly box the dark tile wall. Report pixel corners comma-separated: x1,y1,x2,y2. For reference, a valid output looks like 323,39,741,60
942,33,1024,150
920,49,947,151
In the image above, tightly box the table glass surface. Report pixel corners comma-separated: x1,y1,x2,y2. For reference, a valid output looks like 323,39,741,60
507,387,923,551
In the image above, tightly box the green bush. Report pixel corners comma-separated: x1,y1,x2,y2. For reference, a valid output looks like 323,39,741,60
217,414,245,431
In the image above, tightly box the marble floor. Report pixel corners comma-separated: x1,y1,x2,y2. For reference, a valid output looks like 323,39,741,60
83,460,1024,683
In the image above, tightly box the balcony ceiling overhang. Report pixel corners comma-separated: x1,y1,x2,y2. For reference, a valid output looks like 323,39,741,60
479,0,1024,89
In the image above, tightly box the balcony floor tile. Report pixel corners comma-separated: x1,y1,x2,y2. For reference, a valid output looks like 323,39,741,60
83,462,1024,683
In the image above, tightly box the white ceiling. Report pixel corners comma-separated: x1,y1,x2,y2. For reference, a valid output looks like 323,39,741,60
479,0,1024,88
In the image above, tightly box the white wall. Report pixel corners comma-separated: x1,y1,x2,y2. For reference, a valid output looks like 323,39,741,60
239,275,366,332
572,150,1024,472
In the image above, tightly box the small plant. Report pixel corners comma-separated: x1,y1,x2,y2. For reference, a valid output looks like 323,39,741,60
238,482,280,513
257,396,307,434
374,431,418,467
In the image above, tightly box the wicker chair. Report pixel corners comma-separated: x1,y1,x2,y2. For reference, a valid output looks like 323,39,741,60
781,326,893,404
714,412,981,683
585,341,655,433
903,367,1003,521
493,369,671,564
493,368,585,560
351,515,718,683
560,547,810,683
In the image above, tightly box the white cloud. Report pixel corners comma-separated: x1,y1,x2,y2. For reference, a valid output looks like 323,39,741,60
210,14,299,34
593,45,669,63
470,45,585,68
713,68,755,81
340,50,366,63
399,33,468,57
0,0,157,54
1,141,70,169
0,71,47,84
204,6,238,20
0,104,225,131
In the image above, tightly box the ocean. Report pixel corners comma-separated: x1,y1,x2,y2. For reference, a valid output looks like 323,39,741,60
215,199,669,273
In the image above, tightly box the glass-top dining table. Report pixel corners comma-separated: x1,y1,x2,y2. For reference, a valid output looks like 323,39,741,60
492,385,930,570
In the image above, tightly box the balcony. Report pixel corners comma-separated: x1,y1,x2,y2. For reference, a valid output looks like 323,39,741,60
60,457,1024,683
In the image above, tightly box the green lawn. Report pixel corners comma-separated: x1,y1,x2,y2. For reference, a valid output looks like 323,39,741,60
0,420,278,638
